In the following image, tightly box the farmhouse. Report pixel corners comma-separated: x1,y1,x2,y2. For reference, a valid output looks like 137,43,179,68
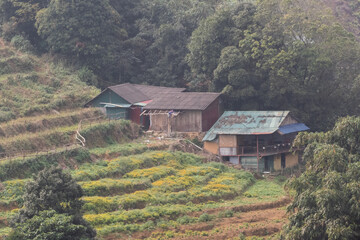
203,111,309,172
141,92,222,133
85,83,222,133
84,83,185,128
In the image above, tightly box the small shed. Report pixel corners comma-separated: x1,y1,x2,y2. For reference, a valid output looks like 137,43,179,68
203,111,309,172
84,83,186,125
142,92,222,133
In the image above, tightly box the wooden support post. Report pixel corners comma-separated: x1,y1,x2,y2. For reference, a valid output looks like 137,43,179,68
257,136,259,172
167,115,171,137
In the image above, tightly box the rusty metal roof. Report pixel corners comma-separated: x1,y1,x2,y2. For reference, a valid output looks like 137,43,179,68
203,111,291,141
109,83,150,104
85,83,187,106
132,84,186,99
143,92,221,110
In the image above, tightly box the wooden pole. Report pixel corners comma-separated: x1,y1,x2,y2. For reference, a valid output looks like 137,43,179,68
257,136,259,172
167,114,170,137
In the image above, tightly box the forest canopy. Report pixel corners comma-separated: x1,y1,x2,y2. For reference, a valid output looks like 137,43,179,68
0,0,359,130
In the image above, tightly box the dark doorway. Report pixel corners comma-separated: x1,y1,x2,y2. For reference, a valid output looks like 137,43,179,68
281,153,286,169
143,115,150,131
264,156,274,172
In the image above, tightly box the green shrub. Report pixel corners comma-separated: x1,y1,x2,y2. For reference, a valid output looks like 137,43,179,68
77,66,98,86
0,56,33,75
177,215,196,224
141,220,155,231
218,209,234,218
0,179,28,205
198,213,214,222
10,35,34,53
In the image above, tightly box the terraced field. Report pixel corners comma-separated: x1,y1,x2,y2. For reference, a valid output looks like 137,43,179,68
0,149,288,239
0,109,289,239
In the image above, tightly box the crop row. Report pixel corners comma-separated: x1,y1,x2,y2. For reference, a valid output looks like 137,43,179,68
72,151,202,181
82,169,255,214
79,178,151,196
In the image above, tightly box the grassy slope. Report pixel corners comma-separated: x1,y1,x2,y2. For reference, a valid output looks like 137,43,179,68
0,38,100,122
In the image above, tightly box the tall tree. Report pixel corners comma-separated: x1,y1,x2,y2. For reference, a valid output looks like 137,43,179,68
0,0,50,44
186,0,360,130
9,167,96,239
111,0,218,87
35,0,126,79
284,117,360,239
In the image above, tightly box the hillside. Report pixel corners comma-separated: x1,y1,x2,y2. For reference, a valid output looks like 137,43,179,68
0,103,289,239
0,38,99,122
322,0,360,38
0,146,289,239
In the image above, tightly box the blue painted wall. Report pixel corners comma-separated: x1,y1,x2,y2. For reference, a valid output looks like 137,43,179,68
88,89,130,119
89,89,129,107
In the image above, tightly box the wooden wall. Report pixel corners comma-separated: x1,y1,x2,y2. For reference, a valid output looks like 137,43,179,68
280,115,298,126
202,97,222,131
149,110,202,132
130,107,142,125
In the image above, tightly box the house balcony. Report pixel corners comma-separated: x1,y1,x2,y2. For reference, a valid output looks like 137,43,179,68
219,142,293,157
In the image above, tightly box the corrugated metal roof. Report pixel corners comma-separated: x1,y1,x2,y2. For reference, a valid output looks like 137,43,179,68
278,123,309,135
85,83,186,107
109,83,150,104
102,103,132,108
143,92,221,110
203,111,291,141
132,84,186,98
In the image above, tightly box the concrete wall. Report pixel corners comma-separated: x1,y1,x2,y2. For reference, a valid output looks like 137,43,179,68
285,152,299,168
219,135,237,147
274,152,299,170
149,110,202,132
204,141,219,155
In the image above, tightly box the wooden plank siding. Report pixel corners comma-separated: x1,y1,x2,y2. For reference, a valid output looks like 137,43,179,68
149,110,202,132
201,97,222,131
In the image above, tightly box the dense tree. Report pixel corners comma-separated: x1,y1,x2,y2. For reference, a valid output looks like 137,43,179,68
35,0,126,79
116,0,218,87
9,167,96,239
0,0,49,45
284,117,360,239
186,0,360,130
0,0,359,130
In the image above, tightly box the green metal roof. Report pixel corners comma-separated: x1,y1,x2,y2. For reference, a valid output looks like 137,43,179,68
203,111,290,142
